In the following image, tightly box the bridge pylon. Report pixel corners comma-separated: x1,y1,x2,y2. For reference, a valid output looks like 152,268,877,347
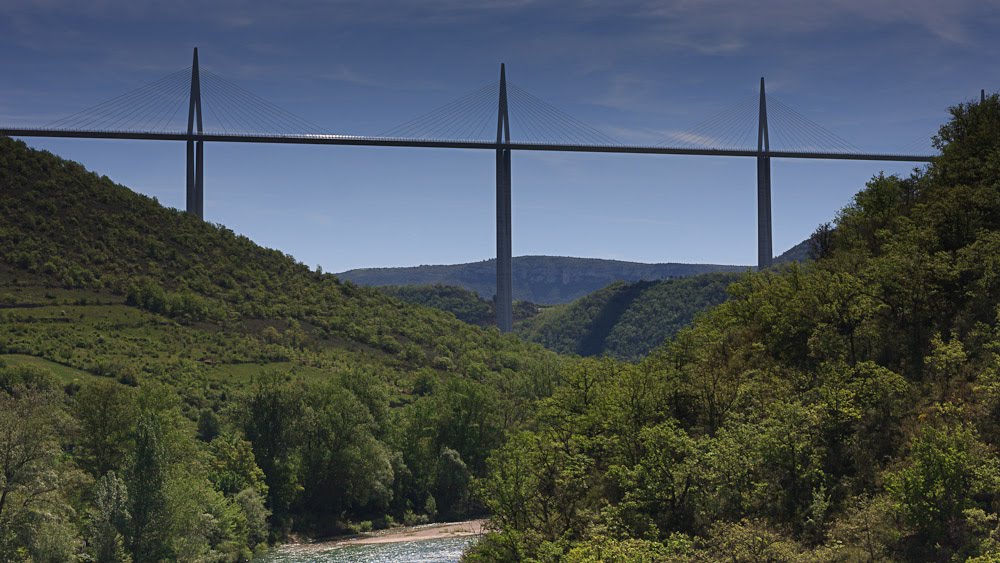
496,64,513,333
757,77,772,270
186,48,204,219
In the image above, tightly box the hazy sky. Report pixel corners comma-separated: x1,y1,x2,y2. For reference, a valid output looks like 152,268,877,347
2,0,998,271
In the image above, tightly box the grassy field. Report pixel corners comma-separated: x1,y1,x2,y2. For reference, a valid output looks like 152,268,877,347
0,353,96,383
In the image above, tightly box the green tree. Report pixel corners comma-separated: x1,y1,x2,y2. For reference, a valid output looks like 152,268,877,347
74,380,137,477
89,471,131,563
886,405,1000,549
298,380,394,521
0,386,77,562
933,93,1000,187
607,420,700,537
208,433,268,499
236,373,303,529
124,411,170,562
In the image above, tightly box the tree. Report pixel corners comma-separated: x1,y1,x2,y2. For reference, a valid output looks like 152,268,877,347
236,373,303,528
89,471,131,563
933,93,1000,187
74,380,137,477
0,387,75,562
124,411,170,562
298,381,394,521
808,222,835,260
208,433,268,498
886,405,1000,550
197,408,220,442
0,369,83,562
607,420,700,537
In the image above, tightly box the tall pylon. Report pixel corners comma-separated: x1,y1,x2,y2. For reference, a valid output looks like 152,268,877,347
757,77,772,270
495,64,513,333
186,47,204,219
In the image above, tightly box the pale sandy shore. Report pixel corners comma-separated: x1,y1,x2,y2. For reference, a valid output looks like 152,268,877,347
284,519,488,551
344,519,487,545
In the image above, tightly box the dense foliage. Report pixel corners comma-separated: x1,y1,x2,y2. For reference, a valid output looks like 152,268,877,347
0,135,567,561
340,256,744,304
516,273,741,360
467,94,1000,561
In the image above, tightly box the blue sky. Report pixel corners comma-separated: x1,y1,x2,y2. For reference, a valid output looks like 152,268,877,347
2,0,998,271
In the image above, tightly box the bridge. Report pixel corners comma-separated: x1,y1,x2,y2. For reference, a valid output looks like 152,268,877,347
0,48,942,332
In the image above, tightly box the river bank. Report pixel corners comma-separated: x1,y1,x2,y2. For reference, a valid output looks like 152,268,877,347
259,520,487,562
332,519,487,546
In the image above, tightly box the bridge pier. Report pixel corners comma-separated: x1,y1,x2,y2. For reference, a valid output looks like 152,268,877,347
496,64,513,333
757,77,772,269
757,155,772,269
186,47,204,219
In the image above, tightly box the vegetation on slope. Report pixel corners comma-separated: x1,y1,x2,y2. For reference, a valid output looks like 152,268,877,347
467,95,1000,561
339,255,746,304
515,272,742,360
774,237,813,264
0,136,566,561
377,283,539,326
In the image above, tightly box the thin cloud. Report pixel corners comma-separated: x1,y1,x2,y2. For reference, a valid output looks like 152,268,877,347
658,130,728,148
622,0,986,45
592,74,662,112
323,65,380,87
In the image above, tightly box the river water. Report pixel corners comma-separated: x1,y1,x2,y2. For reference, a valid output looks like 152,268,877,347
258,535,479,563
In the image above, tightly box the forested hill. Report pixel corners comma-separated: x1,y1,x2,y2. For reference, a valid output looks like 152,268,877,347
0,135,552,369
515,272,743,360
338,255,747,304
377,284,540,326
774,237,812,263
0,136,563,561
374,275,741,360
468,95,1000,561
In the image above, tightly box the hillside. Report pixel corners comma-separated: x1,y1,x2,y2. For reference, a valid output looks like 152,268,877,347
774,237,813,263
0,136,556,376
338,256,747,304
377,284,540,326
376,275,741,360
0,136,564,561
515,272,743,360
468,95,1000,561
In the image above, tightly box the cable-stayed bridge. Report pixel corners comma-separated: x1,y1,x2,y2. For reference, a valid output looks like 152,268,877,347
0,48,945,332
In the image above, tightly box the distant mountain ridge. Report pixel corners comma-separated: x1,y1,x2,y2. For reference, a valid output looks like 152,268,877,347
338,256,748,304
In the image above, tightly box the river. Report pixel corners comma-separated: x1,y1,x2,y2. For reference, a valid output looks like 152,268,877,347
257,521,484,563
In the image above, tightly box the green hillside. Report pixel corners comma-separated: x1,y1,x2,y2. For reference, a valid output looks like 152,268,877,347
339,255,747,304
515,272,743,360
468,96,1000,561
774,237,813,263
0,136,564,561
0,137,557,378
377,283,540,326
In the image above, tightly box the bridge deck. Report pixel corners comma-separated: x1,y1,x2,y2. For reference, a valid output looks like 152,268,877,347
0,128,934,163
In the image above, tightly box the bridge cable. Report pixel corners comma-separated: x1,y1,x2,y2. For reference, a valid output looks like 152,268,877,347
658,95,757,149
507,83,620,146
99,72,190,132
45,67,191,131
382,81,498,140
199,69,329,135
